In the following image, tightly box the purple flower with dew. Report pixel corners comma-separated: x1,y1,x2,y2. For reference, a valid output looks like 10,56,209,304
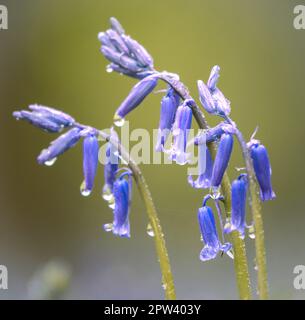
28,104,75,127
198,196,232,261
81,132,99,197
99,17,154,78
106,63,154,79
207,65,220,92
114,74,159,126
103,132,120,204
37,127,82,166
168,99,193,165
104,170,132,238
188,143,213,189
248,140,276,201
211,133,234,188
224,174,248,239
155,87,180,152
13,110,63,133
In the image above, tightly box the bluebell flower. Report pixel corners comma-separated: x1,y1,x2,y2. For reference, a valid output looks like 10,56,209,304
103,136,119,203
211,133,234,188
155,88,180,152
99,18,154,78
13,110,62,133
106,29,130,55
81,133,99,197
37,127,82,165
198,66,231,116
248,140,276,201
121,35,154,69
104,171,132,238
198,203,232,261
207,65,220,92
28,104,75,127
197,80,216,114
114,74,159,126
168,99,193,165
106,63,154,80
109,17,125,35
188,144,213,188
211,88,231,116
224,174,248,238
101,46,140,73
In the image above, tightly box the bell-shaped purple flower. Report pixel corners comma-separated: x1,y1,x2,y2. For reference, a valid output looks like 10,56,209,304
103,138,119,203
197,80,216,114
114,74,159,126
224,174,248,238
207,65,220,92
109,17,125,35
101,46,139,73
122,35,154,69
168,99,193,165
28,104,75,127
211,133,234,188
13,110,62,133
188,144,213,189
37,127,82,165
249,141,276,201
105,171,132,238
211,88,231,116
198,204,232,261
155,88,180,152
198,65,231,116
81,133,99,196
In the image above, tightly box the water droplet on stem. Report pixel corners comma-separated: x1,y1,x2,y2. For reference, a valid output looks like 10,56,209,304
146,223,155,237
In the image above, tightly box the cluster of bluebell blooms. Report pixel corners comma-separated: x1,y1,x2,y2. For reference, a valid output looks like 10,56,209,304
97,18,276,261
13,104,133,238
13,17,276,262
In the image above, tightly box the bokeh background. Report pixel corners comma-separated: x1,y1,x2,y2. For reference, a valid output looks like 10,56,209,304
0,0,304,299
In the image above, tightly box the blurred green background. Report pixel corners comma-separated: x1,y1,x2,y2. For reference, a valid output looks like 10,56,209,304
0,0,304,299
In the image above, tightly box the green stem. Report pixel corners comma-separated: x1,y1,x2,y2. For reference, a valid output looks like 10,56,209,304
101,131,176,300
159,73,252,299
225,117,269,299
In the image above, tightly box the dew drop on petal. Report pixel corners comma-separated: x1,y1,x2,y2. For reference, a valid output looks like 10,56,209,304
146,223,155,237
248,225,255,239
224,218,231,230
44,158,57,167
104,223,113,232
113,114,125,127
102,188,114,202
162,283,167,290
106,66,113,73
226,249,234,260
80,181,91,197
108,202,115,210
